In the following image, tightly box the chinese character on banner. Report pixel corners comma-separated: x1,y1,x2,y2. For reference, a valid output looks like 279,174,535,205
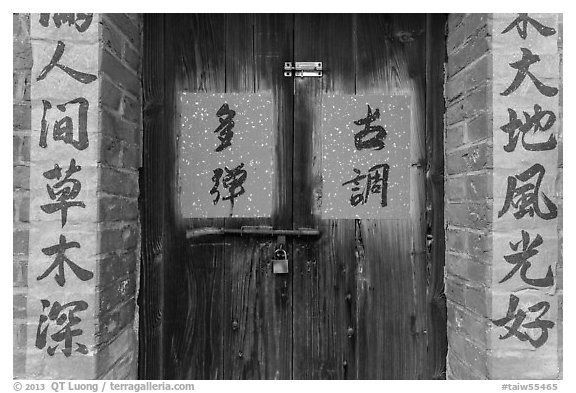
35,299,89,357
40,158,86,227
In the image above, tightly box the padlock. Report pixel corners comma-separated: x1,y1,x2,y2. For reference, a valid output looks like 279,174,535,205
272,247,289,274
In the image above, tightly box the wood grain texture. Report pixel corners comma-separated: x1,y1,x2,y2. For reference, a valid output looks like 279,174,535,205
143,14,445,380
223,14,293,380
139,14,165,380
293,14,357,380
425,14,448,379
354,14,428,379
166,14,226,379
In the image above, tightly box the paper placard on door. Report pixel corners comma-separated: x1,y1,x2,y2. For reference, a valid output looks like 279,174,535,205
179,92,274,218
321,94,411,219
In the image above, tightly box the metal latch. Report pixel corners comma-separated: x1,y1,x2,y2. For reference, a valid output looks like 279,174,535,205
284,62,323,77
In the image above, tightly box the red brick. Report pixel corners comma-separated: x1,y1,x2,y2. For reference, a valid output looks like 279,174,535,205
464,284,489,317
446,142,492,175
445,176,465,202
446,55,490,104
13,259,27,287
446,253,469,279
105,13,141,50
466,112,491,143
122,94,141,124
101,167,138,197
13,229,29,255
99,272,137,313
465,172,491,201
17,193,30,222
445,123,465,150
448,26,490,77
463,338,488,376
100,225,139,253
101,50,140,98
99,250,138,285
446,228,468,252
100,136,123,167
445,202,492,230
13,293,27,319
446,84,489,126
445,275,465,306
124,44,140,73
101,78,124,112
101,19,125,59
96,326,137,377
97,298,136,344
13,103,31,131
99,195,139,221
447,14,489,55
101,109,140,144
13,165,30,190
122,143,141,170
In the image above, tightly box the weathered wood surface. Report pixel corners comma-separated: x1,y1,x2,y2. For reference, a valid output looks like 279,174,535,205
147,14,446,380
222,14,293,380
139,14,166,380
292,14,357,379
167,14,226,379
425,13,448,379
353,14,429,379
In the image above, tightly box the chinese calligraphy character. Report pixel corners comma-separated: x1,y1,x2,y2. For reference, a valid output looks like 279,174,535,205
342,164,389,207
39,13,93,32
500,104,557,152
36,299,89,357
37,234,94,287
498,163,557,220
210,168,224,205
501,14,556,39
210,163,248,208
214,103,235,152
353,105,387,151
40,98,89,150
40,158,86,227
491,294,554,349
501,48,558,97
500,230,554,287
37,41,97,84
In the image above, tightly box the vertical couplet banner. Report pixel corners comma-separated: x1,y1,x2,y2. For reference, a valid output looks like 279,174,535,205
27,13,100,378
491,13,561,376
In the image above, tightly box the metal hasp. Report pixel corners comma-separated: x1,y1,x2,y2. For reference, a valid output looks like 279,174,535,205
186,226,321,239
284,61,323,77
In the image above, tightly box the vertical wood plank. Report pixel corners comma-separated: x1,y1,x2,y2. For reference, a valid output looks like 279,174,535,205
165,14,226,379
292,14,357,380
426,13,448,379
253,14,294,379
354,14,428,379
223,14,294,379
139,13,165,380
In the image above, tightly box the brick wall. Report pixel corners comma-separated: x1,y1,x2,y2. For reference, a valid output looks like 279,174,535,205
13,13,32,378
13,13,142,380
444,13,562,379
444,13,493,380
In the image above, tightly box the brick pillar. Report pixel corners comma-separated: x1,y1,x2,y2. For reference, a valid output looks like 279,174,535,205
13,13,142,380
444,13,562,379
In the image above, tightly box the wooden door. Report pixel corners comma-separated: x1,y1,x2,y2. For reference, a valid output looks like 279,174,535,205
141,13,446,380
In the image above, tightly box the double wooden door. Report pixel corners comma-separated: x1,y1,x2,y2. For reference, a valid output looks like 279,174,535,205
140,14,446,380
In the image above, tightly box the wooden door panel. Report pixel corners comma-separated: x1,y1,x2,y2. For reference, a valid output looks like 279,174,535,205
149,13,446,380
168,14,227,379
292,14,357,380
292,14,429,379
354,14,428,379
222,14,293,380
